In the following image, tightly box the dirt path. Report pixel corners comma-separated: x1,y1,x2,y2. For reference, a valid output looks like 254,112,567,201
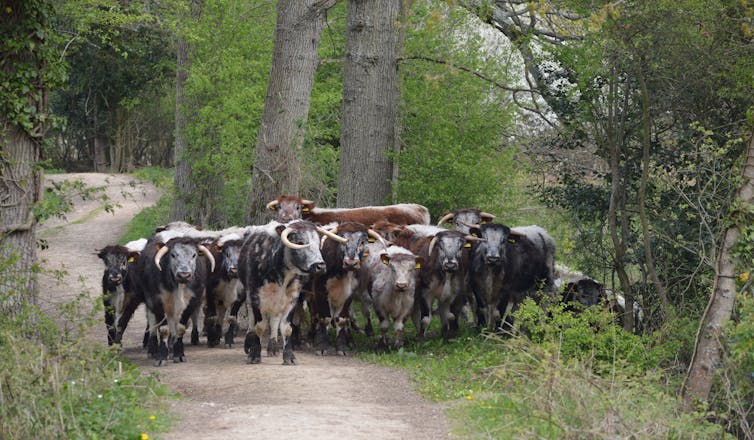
38,173,452,440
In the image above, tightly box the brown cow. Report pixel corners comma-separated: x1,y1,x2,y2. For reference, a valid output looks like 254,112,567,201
266,195,430,226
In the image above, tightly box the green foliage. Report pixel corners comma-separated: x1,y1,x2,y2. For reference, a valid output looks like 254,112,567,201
0,1,68,136
362,322,728,439
0,255,172,439
34,178,111,223
118,168,173,243
397,2,518,217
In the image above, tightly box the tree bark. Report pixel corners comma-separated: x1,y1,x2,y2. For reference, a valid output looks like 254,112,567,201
336,0,401,208
246,0,335,224
172,27,194,223
682,131,754,410
0,124,41,315
93,94,108,172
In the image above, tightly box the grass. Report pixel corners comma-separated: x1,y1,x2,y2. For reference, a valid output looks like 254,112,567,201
354,304,731,439
0,261,173,439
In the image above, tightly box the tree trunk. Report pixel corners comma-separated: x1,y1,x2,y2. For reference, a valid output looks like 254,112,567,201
682,131,754,410
336,0,401,208
92,95,108,172
172,28,194,222
246,0,335,224
0,124,41,315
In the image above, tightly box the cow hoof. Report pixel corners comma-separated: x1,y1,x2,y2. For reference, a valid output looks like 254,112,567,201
224,343,232,349
336,350,346,356
283,354,296,365
153,359,165,367
316,349,327,356
247,355,261,364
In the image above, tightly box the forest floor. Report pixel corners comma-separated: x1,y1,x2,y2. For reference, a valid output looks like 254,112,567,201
37,172,452,440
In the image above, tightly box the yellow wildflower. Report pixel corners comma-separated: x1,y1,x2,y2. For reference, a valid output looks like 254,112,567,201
140,433,149,440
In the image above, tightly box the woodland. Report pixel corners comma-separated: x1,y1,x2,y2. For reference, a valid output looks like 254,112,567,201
2,0,754,438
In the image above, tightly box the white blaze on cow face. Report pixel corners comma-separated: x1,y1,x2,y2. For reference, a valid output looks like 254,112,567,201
163,241,200,284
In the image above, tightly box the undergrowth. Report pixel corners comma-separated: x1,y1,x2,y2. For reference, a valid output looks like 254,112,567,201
0,257,172,439
358,301,731,439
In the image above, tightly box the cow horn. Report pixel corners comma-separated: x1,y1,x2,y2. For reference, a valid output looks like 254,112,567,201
154,245,169,271
301,199,314,205
464,235,483,242
266,199,279,210
197,244,216,272
437,212,455,226
460,220,481,229
281,227,309,250
428,236,438,257
480,211,496,220
367,229,388,249
317,227,348,244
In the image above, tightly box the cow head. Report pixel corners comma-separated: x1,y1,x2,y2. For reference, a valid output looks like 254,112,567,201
380,250,423,292
321,222,387,271
97,245,139,286
215,237,243,279
154,237,216,284
564,278,604,308
437,208,496,235
267,195,316,223
427,231,479,272
277,221,346,275
469,223,520,267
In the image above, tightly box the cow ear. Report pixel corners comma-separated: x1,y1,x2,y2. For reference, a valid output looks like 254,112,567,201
469,227,481,238
128,251,140,263
275,224,286,236
414,256,424,269
302,201,315,213
380,253,390,265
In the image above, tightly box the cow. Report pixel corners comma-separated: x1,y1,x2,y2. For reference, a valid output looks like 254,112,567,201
266,195,431,225
203,233,245,348
138,235,215,366
97,240,143,346
408,229,479,340
437,208,496,234
239,220,347,365
359,244,423,349
309,222,386,355
468,223,553,330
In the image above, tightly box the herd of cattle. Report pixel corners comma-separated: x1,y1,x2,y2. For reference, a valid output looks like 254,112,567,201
97,196,638,366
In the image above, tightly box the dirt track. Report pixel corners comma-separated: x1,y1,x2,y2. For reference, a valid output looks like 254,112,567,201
37,173,452,440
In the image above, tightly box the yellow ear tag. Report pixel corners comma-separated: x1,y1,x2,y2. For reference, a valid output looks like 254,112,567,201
415,263,421,269
472,233,478,237
128,257,135,263
508,238,516,244
481,220,488,224
368,237,375,243
464,243,472,248
302,207,310,212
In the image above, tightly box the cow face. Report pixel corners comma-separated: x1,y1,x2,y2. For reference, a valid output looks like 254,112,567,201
430,231,468,272
565,278,604,307
338,230,370,271
380,252,423,292
440,208,496,234
471,224,511,267
98,246,138,286
278,223,327,275
218,241,242,279
161,241,200,284
268,195,316,223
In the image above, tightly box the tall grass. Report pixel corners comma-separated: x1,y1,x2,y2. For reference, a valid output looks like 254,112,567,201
358,303,731,439
0,256,172,439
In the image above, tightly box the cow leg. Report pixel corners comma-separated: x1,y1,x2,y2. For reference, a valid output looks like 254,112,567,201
439,300,455,340
225,294,246,348
190,309,200,346
281,320,296,365
376,312,390,350
114,293,142,345
334,315,351,356
393,320,405,349
267,316,281,357
154,325,169,367
172,322,188,362
145,310,159,357
244,332,262,364
361,299,374,337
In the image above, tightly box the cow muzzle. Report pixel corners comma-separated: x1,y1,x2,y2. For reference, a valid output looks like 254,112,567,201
342,258,360,271
228,267,238,278
395,282,409,291
308,262,326,274
177,271,193,283
442,260,458,272
108,274,123,284
484,256,501,265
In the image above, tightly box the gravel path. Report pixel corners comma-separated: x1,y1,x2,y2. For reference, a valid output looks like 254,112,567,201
37,172,453,440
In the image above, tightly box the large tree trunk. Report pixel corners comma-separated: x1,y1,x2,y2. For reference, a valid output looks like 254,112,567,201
172,29,194,222
0,124,41,315
246,0,335,224
336,0,401,208
93,94,108,172
682,131,754,410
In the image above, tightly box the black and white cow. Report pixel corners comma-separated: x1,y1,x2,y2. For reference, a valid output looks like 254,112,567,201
138,235,215,366
239,220,346,365
97,239,144,345
309,222,385,355
203,233,245,348
437,208,496,234
468,223,553,330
